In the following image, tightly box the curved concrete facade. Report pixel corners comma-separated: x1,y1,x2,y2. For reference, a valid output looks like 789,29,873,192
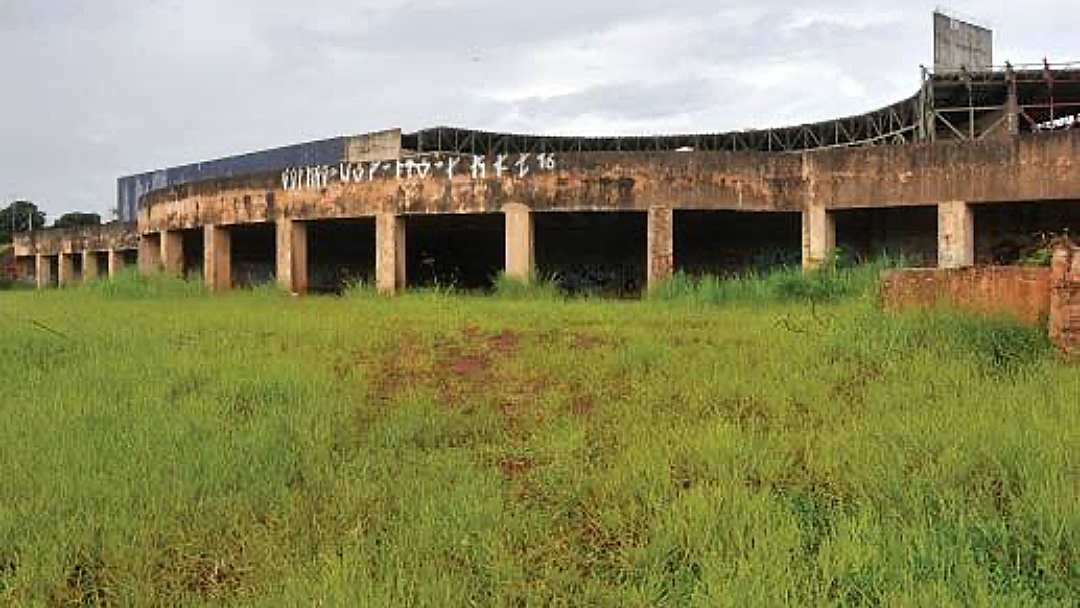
14,64,1080,294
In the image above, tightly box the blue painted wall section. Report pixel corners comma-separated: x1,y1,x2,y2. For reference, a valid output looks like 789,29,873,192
116,136,351,223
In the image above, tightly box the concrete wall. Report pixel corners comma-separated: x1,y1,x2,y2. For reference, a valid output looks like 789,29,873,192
138,131,1080,234
12,223,139,257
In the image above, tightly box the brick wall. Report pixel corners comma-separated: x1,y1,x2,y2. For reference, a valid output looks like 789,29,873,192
880,266,1052,324
1049,245,1080,356
880,243,1080,357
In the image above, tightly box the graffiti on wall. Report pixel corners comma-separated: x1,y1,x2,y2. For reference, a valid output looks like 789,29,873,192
282,153,558,191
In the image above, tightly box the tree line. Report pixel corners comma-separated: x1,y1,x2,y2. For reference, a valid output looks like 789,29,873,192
0,201,103,244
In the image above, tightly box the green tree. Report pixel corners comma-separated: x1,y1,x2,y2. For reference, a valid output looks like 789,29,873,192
53,212,102,229
0,201,46,244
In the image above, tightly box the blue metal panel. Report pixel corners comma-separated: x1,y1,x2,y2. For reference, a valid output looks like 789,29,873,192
117,136,351,223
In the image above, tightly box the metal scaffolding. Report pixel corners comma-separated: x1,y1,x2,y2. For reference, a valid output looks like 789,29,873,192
404,62,1080,156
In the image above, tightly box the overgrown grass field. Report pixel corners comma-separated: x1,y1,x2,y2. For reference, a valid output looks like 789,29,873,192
0,268,1077,606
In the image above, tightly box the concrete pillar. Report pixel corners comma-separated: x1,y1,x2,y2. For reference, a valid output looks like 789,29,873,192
15,257,34,283
938,201,974,269
58,252,76,286
801,206,836,270
107,249,125,278
82,251,100,281
138,235,161,275
160,230,184,277
276,218,308,294
647,207,674,290
376,213,406,294
503,203,534,282
35,255,53,289
204,225,232,292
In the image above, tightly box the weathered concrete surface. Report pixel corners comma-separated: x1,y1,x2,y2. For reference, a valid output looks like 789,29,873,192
12,223,138,257
204,225,231,292
276,218,308,294
938,201,974,269
801,206,836,270
647,207,674,289
880,266,1052,324
345,128,402,162
1049,244,1080,356
137,132,1080,235
376,213,405,294
806,132,1080,209
58,253,77,286
161,230,184,277
139,232,161,275
136,150,806,233
503,203,534,282
35,255,53,288
108,249,125,278
82,251,101,281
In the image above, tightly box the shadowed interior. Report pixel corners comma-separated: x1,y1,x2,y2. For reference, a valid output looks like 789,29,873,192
405,214,504,291
834,206,939,266
307,219,376,293
230,224,276,287
974,200,1080,264
675,211,801,276
535,212,646,296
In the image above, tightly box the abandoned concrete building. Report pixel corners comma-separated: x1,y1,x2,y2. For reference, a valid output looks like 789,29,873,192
11,14,1080,296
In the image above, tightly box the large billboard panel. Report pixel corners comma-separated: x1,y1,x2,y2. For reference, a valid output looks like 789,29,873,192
934,11,993,72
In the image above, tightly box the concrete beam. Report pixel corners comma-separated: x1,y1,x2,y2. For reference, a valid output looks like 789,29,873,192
204,225,232,292
376,213,405,294
160,230,184,277
35,255,53,289
647,207,674,290
276,218,308,294
503,203,534,282
802,206,836,270
938,201,974,269
108,250,125,278
82,251,100,281
58,252,77,286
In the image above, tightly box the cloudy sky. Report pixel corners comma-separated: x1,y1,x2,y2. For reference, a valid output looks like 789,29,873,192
0,1,1075,219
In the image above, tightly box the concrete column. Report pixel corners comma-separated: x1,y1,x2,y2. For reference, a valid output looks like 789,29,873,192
647,207,674,290
82,251,100,281
204,225,232,292
503,203,534,282
801,206,836,270
138,235,161,275
58,252,76,286
160,230,184,277
15,257,34,283
107,250,125,278
376,213,406,294
276,218,309,294
938,201,974,269
35,255,53,289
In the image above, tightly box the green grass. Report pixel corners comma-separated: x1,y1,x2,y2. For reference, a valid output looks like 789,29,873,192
0,268,1077,607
